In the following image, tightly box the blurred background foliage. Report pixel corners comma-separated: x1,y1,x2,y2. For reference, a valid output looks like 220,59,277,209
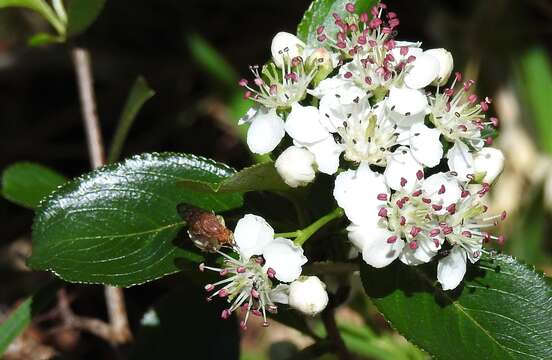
0,0,550,359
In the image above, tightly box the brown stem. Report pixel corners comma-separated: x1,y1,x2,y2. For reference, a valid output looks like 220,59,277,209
321,308,352,360
71,47,132,344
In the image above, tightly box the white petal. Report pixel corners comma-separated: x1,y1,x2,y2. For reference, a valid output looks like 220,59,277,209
305,136,344,175
400,237,441,265
263,237,307,283
425,48,454,86
473,147,505,184
465,240,483,264
387,87,429,128
334,163,388,225
361,227,404,268
285,103,329,144
408,123,443,167
309,77,348,98
238,107,258,125
404,52,440,89
447,141,474,181
233,214,274,260
437,246,467,290
422,172,462,214
384,147,422,193
275,146,316,188
346,221,380,250
271,32,305,68
269,284,290,304
246,108,285,154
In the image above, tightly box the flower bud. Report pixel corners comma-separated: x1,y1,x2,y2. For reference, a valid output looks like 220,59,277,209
275,146,316,188
473,147,505,184
271,32,306,68
306,48,334,84
288,276,329,316
425,48,454,86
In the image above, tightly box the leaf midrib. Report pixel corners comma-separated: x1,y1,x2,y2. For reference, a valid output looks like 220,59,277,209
411,266,518,360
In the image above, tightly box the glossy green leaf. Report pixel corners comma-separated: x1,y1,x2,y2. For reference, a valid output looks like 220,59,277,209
66,0,105,36
178,161,288,193
108,76,155,163
297,0,377,45
361,254,552,359
29,153,243,287
130,286,239,360
0,281,60,356
0,0,65,34
2,162,66,209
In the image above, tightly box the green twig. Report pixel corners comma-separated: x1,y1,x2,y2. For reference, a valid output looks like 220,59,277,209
293,207,344,246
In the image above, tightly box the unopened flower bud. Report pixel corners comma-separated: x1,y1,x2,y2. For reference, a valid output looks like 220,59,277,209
306,48,334,84
425,48,454,86
275,146,316,188
288,276,329,316
271,32,306,68
473,147,505,184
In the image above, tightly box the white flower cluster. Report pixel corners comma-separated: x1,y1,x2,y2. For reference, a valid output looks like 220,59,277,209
239,2,506,290
199,214,328,329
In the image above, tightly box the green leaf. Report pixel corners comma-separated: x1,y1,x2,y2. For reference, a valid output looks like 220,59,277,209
187,33,239,90
108,76,155,163
0,0,65,35
517,48,552,154
29,153,243,287
130,286,239,360
27,32,64,46
361,254,552,359
2,162,66,209
178,161,288,193
297,0,377,46
0,281,60,356
66,0,105,36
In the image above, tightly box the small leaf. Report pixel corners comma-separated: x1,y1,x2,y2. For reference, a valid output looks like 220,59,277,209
187,33,239,90
66,0,105,36
361,254,552,359
0,0,65,35
108,76,155,163
178,161,288,193
0,281,60,356
29,153,243,287
27,32,64,46
130,286,240,360
2,162,66,209
297,0,377,46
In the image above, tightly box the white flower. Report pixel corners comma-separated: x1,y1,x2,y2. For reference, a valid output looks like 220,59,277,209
473,147,505,183
275,146,316,188
397,122,443,168
200,214,307,329
285,103,343,175
446,141,475,181
429,74,495,150
425,48,453,86
271,32,306,68
244,107,285,155
288,276,329,316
